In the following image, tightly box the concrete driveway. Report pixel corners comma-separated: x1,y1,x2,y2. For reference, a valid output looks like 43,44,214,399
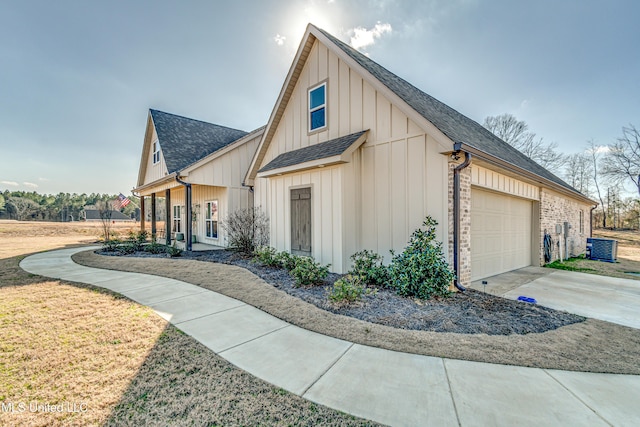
472,267,640,329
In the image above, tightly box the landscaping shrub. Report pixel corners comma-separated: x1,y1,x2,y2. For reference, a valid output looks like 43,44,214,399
253,246,280,267
329,274,374,303
221,207,269,255
289,256,330,287
102,238,122,252
275,251,298,271
349,249,389,287
388,216,454,299
144,241,167,255
166,243,182,257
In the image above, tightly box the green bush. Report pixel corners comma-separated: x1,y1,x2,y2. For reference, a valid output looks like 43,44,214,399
276,251,298,271
290,256,330,287
166,243,182,258
253,246,280,267
102,238,122,252
329,275,374,303
349,249,389,287
387,216,454,299
144,242,167,255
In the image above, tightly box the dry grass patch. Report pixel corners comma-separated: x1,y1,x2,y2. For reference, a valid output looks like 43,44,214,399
0,280,166,426
1,221,379,426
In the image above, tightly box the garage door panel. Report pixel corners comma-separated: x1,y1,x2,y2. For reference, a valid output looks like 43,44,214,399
471,188,532,281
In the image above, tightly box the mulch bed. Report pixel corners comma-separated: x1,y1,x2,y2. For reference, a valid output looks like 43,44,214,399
102,249,584,336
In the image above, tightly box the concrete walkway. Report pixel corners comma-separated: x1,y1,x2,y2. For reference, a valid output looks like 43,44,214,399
471,266,640,329
20,247,640,427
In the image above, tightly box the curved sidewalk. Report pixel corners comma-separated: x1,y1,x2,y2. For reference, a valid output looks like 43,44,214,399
20,247,640,427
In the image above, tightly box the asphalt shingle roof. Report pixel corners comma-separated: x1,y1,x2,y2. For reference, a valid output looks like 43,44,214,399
316,28,578,194
84,209,131,221
150,109,248,174
258,131,367,173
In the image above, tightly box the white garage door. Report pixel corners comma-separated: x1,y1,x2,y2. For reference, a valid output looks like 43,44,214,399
471,188,533,281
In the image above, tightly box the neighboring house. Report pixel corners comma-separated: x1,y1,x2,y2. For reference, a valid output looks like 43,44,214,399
134,109,264,249
83,207,132,222
134,24,595,287
243,24,596,286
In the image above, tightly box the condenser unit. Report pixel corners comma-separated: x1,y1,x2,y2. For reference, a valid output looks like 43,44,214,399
586,238,617,262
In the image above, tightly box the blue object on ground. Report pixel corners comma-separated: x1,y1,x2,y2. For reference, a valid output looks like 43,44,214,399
517,296,537,304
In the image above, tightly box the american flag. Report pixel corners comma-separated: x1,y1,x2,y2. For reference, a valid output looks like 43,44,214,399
113,193,131,210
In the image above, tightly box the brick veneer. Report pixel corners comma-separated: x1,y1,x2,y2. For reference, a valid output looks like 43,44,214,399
448,159,472,287
449,160,593,287
539,189,592,264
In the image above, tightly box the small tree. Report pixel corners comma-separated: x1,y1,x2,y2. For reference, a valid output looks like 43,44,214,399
96,200,113,241
221,207,269,254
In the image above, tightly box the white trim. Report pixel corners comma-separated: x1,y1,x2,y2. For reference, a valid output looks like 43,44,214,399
308,81,327,133
205,200,219,240
152,139,161,164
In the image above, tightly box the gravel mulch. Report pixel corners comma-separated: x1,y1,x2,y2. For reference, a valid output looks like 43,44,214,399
105,249,584,336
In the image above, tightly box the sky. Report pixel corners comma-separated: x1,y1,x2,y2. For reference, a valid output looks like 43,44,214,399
1,0,638,195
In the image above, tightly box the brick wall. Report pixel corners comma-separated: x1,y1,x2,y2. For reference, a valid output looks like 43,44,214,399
539,189,593,264
448,159,472,288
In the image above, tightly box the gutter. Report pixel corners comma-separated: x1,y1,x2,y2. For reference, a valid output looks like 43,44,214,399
175,175,193,251
452,147,472,292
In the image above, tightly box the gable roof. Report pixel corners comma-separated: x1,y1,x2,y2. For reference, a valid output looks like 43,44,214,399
315,28,578,194
258,130,367,173
245,24,592,203
150,109,248,175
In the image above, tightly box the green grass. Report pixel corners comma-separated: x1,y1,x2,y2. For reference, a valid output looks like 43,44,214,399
545,256,600,273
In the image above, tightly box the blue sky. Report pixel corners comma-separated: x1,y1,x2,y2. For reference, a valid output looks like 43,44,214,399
1,0,638,195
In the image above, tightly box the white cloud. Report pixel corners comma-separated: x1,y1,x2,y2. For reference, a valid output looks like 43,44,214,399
1,180,19,187
39,177,50,182
273,34,286,46
520,99,530,109
23,182,38,188
348,21,392,51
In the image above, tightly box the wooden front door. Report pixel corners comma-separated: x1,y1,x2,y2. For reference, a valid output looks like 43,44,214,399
291,187,311,256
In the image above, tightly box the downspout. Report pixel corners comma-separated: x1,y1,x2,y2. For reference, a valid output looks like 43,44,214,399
453,149,472,292
175,175,192,251
590,205,597,237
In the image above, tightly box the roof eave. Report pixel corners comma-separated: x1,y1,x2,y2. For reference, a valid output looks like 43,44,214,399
133,172,178,195
454,142,598,206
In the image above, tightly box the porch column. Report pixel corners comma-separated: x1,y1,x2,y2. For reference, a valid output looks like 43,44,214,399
140,196,145,232
165,189,172,246
151,193,157,239
185,184,192,251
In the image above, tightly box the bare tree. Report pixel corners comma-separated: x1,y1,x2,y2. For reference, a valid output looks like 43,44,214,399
96,200,113,241
587,140,607,228
564,152,592,195
601,124,640,195
483,113,565,170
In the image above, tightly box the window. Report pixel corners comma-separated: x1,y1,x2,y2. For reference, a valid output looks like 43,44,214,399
205,200,218,239
152,139,161,164
308,82,326,132
173,205,182,233
580,210,584,234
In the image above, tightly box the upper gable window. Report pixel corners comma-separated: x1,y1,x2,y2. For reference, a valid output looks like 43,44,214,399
152,139,161,164
308,82,327,132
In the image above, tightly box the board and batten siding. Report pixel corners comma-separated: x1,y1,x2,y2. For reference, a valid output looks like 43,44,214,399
186,135,260,188
471,165,539,200
255,39,450,273
143,126,168,185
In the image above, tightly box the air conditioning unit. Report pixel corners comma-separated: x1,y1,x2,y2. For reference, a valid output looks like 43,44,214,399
586,238,617,262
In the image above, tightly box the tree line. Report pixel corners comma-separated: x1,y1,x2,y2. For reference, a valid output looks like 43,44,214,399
0,190,139,221
484,114,640,230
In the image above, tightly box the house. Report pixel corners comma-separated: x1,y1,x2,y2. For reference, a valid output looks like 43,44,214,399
243,24,596,287
82,207,133,222
134,24,595,287
134,109,263,249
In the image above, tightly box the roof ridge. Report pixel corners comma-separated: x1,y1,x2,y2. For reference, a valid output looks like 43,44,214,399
149,109,247,133
313,25,579,194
